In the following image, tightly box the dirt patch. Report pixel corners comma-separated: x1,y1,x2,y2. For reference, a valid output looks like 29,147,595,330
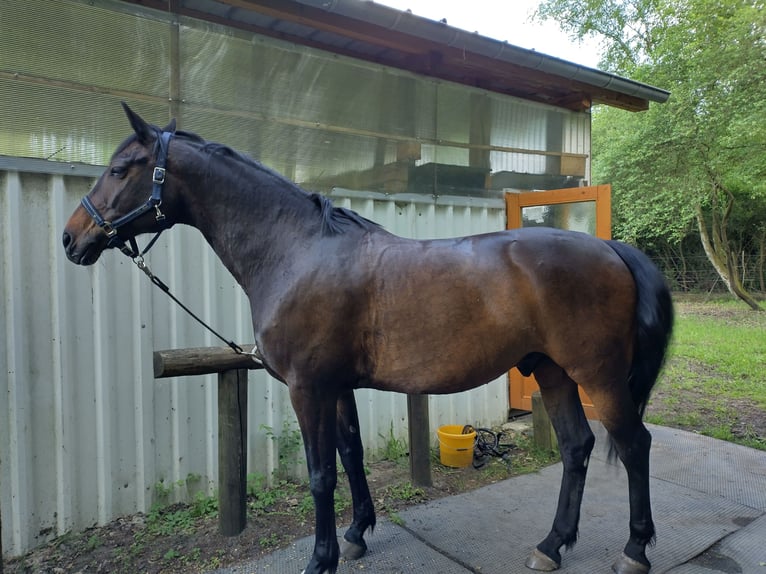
5,425,553,574
649,379,766,441
673,296,766,327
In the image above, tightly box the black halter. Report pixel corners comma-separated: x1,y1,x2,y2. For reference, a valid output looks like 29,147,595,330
81,130,174,258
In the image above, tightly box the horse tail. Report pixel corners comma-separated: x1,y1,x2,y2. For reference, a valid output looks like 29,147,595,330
606,240,674,422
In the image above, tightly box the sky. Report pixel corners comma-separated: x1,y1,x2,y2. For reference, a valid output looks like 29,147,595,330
374,0,603,69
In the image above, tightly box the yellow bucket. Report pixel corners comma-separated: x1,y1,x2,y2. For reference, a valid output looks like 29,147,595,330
437,425,476,468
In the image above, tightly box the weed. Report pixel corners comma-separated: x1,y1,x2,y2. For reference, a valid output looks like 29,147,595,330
153,479,173,503
297,494,315,519
185,547,202,563
246,472,313,522
388,512,404,526
246,472,268,497
377,422,408,461
146,505,195,536
334,491,351,514
261,420,305,480
163,548,180,561
259,533,282,549
86,534,102,550
510,434,559,473
190,491,218,518
383,481,424,502
152,472,208,507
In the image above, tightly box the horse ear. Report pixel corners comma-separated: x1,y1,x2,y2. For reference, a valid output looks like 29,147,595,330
121,101,154,144
162,118,177,133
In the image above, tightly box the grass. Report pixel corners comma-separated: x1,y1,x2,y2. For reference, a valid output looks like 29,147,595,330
646,295,766,450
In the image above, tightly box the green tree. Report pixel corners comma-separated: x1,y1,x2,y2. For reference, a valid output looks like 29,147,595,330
538,0,766,307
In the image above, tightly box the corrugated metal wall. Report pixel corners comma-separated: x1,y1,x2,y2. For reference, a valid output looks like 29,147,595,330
0,166,508,557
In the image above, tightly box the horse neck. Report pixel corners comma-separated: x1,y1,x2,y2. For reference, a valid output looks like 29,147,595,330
175,146,321,290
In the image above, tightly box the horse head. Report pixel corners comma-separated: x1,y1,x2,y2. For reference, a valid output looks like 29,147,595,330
62,103,178,265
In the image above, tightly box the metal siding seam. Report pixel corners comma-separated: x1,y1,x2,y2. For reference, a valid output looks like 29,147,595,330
167,230,183,496
130,246,150,512
202,240,216,490
148,241,172,503
3,171,28,554
0,174,6,555
49,175,73,535
233,274,252,485
91,264,113,524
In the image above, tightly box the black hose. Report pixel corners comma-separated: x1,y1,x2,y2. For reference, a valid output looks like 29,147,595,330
462,425,514,469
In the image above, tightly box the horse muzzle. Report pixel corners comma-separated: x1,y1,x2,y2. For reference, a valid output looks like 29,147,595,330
62,207,108,266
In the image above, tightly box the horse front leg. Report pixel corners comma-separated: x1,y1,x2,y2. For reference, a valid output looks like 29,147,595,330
336,390,376,560
290,385,340,574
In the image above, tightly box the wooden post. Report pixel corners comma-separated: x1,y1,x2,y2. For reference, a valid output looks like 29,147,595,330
407,394,432,487
218,368,248,536
154,346,261,537
532,391,558,452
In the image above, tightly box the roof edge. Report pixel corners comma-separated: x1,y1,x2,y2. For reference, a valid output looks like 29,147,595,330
296,0,670,105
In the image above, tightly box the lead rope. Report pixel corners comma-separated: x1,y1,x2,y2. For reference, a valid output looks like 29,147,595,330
129,244,263,364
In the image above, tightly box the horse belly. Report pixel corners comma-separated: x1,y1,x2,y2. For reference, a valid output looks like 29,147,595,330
363,273,537,394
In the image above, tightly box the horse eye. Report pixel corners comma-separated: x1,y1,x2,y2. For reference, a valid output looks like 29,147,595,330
110,166,127,178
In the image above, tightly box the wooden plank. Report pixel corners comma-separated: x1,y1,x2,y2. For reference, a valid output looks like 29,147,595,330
153,345,263,378
406,395,432,487
218,369,249,536
560,155,587,177
595,184,612,239
532,391,558,452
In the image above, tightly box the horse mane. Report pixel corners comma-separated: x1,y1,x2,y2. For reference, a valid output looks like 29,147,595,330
309,193,380,236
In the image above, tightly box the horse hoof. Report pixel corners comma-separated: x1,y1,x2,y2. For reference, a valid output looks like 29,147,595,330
525,548,560,571
612,552,650,574
340,538,367,560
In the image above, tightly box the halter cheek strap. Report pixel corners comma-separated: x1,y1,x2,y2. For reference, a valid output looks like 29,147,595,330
81,130,174,258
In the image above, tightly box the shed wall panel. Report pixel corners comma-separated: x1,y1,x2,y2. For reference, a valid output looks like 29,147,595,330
1,169,509,557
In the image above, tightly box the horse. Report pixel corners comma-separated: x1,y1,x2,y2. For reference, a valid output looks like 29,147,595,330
63,104,673,574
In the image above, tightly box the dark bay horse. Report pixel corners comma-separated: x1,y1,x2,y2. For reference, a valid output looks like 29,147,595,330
63,104,673,574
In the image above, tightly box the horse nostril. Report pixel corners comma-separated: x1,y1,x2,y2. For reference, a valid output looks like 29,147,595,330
62,231,72,250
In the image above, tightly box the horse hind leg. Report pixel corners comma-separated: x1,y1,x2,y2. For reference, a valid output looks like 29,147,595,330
591,388,655,574
336,390,376,560
525,359,595,572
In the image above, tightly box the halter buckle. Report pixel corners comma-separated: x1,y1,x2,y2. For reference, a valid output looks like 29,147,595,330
152,166,166,184
154,204,166,222
103,223,117,237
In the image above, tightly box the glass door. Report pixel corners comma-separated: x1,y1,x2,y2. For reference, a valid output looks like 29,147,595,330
505,185,611,419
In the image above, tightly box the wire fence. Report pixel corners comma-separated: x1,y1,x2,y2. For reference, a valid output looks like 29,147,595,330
648,252,765,294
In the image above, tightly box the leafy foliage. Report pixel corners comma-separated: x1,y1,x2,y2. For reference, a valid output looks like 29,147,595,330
537,0,766,299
